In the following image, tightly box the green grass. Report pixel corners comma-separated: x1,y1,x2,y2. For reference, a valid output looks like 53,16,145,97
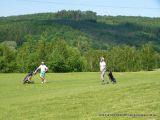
0,71,159,120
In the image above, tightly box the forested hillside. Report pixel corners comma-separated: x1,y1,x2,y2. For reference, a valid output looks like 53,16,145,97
0,10,160,72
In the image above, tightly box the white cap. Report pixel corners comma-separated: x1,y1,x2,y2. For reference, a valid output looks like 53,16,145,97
100,57,104,61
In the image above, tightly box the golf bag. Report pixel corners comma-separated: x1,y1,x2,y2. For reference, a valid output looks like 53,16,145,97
23,72,34,84
108,71,116,83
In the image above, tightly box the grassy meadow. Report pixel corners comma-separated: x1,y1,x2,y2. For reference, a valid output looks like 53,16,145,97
0,71,159,120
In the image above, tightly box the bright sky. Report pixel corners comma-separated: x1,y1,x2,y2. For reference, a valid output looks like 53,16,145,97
0,0,160,17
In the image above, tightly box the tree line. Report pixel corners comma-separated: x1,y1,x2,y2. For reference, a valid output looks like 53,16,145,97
0,36,160,73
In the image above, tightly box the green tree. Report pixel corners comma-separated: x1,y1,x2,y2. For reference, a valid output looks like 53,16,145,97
140,42,159,71
0,44,16,72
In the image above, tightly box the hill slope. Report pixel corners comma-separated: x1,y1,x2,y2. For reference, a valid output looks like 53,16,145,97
0,11,160,73
0,11,160,48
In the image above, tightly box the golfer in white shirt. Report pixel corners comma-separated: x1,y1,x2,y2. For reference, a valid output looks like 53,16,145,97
34,62,48,84
100,57,106,84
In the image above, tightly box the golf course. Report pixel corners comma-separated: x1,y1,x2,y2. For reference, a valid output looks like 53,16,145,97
0,71,159,120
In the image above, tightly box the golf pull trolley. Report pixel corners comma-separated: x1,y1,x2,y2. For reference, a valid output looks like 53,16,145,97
108,70,117,84
23,71,35,84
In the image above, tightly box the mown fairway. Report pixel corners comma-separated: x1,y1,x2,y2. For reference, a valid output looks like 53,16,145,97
0,71,159,120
